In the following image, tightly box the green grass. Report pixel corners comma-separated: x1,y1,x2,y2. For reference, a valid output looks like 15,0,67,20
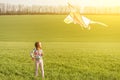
0,15,120,80
0,15,120,42
0,42,120,80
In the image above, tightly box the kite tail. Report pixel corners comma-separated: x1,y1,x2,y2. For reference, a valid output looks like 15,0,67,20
90,21,108,27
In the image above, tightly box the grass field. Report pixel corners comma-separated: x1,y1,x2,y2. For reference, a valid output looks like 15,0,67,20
0,15,120,80
0,15,120,42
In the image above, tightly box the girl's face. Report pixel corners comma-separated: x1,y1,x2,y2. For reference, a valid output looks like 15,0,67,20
35,42,42,49
37,42,42,49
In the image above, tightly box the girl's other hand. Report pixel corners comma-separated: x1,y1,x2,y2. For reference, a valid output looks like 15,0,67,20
41,53,43,56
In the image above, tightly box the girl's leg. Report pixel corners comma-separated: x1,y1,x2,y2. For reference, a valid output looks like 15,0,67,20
35,61,39,76
39,59,44,79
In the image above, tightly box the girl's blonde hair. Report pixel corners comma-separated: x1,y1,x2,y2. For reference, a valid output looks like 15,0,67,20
35,42,42,49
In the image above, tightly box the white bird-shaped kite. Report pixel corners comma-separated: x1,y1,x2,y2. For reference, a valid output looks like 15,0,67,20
64,2,108,30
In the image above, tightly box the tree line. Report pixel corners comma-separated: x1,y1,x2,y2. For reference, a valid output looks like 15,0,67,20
0,3,120,15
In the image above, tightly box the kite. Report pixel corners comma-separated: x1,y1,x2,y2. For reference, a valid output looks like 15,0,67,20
64,2,108,30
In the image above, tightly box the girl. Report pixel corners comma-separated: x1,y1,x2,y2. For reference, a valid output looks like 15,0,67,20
30,42,44,79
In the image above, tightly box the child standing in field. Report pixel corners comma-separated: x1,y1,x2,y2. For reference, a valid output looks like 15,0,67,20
30,42,44,79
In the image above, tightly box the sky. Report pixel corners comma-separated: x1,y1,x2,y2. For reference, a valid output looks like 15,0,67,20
0,0,120,7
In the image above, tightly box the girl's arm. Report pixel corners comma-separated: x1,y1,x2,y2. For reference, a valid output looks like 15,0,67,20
41,50,44,56
30,48,35,60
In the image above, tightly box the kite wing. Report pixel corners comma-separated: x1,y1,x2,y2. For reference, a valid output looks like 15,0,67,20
64,11,91,29
64,15,91,25
64,15,74,24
